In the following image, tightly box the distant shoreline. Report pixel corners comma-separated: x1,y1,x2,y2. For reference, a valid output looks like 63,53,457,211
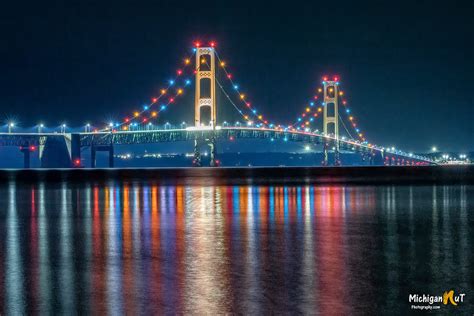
0,165,473,185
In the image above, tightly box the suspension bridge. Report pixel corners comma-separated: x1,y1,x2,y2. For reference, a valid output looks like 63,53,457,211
0,43,435,168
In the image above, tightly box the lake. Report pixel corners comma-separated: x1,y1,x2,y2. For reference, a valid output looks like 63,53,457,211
0,171,472,314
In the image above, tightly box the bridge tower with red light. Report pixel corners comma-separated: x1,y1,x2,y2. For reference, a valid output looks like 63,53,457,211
194,46,217,127
322,77,340,165
193,45,218,167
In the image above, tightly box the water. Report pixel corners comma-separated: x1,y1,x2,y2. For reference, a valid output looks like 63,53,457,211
0,177,472,314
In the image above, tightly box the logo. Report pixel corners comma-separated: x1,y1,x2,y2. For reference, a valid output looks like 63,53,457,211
409,290,465,311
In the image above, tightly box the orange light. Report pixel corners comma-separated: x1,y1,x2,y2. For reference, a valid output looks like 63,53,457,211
201,58,206,64
329,88,334,93
122,126,128,130
318,88,323,93
161,89,166,95
220,61,226,67
306,107,310,112
258,115,262,119
318,107,322,112
134,112,140,117
177,88,183,95
151,111,157,117
240,94,245,99
184,58,190,65
339,91,344,96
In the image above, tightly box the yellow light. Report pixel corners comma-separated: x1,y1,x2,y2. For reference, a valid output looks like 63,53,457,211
177,89,183,95
244,115,249,120
240,94,245,99
349,116,353,120
151,111,157,117
184,59,190,65
318,107,322,112
329,88,334,93
122,126,128,130
134,112,140,117
258,115,262,119
220,61,226,67
305,121,309,125
201,58,206,64
359,133,363,137
318,88,322,93
306,107,310,112
161,89,166,95
339,91,344,96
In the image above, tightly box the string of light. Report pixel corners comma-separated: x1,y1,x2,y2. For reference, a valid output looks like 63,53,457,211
100,51,196,132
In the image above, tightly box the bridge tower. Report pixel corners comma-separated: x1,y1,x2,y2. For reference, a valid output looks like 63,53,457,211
322,79,340,165
194,47,217,127
193,46,218,167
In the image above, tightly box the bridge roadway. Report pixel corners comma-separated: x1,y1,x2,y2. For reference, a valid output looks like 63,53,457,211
0,126,434,167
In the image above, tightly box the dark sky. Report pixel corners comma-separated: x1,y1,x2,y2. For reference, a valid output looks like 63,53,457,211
0,0,472,152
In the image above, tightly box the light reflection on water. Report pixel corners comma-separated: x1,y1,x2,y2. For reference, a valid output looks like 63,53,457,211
0,181,472,314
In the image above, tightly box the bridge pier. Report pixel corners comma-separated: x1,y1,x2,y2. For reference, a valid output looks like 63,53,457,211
71,134,81,167
209,136,217,167
193,138,201,167
91,144,114,168
20,145,31,168
193,135,218,167
322,142,329,166
322,141,341,166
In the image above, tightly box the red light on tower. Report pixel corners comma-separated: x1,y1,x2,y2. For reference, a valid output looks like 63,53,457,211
177,69,183,75
333,76,339,81
209,41,216,47
323,76,328,81
30,145,36,151
74,159,81,167
194,41,201,48
152,98,158,103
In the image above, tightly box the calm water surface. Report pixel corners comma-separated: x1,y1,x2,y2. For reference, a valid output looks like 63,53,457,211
0,178,472,314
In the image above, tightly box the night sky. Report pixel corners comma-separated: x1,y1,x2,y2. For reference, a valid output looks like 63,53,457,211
1,1,472,152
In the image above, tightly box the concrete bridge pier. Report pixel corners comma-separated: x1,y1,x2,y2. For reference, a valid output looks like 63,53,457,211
20,145,31,168
209,136,217,167
193,135,218,167
91,144,114,168
322,142,329,166
193,138,201,167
